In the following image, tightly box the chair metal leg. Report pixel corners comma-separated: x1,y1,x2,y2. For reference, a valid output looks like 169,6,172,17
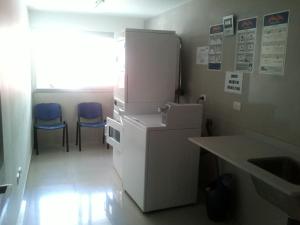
102,128,105,144
62,127,65,147
33,127,36,150
76,122,78,146
34,128,39,155
65,123,69,152
78,126,81,151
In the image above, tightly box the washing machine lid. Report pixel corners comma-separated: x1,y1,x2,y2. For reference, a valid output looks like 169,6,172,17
125,114,165,128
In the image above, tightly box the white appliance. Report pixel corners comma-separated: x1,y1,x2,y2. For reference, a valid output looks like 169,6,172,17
106,29,180,178
122,103,203,212
113,28,180,113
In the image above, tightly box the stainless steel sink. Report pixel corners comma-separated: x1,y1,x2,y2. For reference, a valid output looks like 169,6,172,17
248,157,300,185
248,157,300,222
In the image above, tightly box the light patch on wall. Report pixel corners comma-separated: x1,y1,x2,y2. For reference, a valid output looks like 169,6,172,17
31,29,116,89
0,26,31,92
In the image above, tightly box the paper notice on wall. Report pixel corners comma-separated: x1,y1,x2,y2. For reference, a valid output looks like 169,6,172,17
235,17,257,73
224,71,243,94
259,11,289,75
196,46,209,65
208,24,223,71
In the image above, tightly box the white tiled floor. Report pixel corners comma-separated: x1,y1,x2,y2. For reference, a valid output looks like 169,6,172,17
22,144,231,225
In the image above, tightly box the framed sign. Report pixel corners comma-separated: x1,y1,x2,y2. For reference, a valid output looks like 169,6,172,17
223,15,236,36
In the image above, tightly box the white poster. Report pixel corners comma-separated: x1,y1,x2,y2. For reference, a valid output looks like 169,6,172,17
224,71,243,94
235,17,257,73
259,11,289,75
208,24,223,71
196,46,209,65
223,15,235,36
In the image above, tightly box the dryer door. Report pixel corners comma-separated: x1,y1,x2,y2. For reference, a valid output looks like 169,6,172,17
105,117,122,149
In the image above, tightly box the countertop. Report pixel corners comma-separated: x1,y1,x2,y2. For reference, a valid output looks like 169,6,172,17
188,135,300,197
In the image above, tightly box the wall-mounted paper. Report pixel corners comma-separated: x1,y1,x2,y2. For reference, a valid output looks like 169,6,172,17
224,71,243,94
196,46,209,65
208,24,223,71
235,17,257,73
223,15,235,36
259,11,289,76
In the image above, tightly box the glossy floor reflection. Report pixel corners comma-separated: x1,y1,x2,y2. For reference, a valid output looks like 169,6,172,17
23,144,232,225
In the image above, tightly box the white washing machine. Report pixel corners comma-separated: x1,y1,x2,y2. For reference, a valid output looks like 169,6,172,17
122,103,203,212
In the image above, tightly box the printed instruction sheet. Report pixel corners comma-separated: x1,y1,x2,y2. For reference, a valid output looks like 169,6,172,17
259,11,289,75
196,46,209,65
208,24,224,71
224,71,243,94
235,17,257,73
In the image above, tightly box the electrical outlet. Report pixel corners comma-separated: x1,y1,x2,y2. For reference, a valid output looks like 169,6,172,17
233,101,241,111
199,94,207,102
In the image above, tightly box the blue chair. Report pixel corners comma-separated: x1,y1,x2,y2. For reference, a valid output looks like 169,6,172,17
76,102,107,151
33,103,69,155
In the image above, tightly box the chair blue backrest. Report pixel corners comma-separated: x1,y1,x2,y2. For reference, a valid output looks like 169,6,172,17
34,103,62,122
78,102,103,120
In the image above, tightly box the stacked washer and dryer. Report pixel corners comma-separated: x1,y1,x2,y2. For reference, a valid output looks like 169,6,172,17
105,28,203,212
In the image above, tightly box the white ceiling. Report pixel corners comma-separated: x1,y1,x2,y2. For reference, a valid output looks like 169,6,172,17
27,0,192,18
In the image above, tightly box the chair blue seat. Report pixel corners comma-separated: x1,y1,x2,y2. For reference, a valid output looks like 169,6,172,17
33,103,69,155
76,102,107,151
34,123,66,130
79,121,106,128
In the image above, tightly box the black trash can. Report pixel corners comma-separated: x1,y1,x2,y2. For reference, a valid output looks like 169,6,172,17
205,174,234,222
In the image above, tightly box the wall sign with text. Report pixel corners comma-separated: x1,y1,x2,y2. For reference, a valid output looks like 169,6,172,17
224,71,243,94
208,24,224,71
235,17,257,73
223,15,236,36
259,10,289,76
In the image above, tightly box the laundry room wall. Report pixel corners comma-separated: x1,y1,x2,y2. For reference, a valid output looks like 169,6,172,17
145,1,300,225
0,0,32,223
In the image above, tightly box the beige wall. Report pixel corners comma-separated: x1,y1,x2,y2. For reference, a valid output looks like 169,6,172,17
33,90,113,148
146,0,300,147
0,0,32,224
146,1,300,225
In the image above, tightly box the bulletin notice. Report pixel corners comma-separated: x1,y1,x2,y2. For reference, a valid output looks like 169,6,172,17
208,24,224,71
259,11,289,76
235,17,257,73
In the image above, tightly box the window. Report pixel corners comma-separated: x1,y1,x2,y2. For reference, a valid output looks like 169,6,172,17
31,29,116,90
